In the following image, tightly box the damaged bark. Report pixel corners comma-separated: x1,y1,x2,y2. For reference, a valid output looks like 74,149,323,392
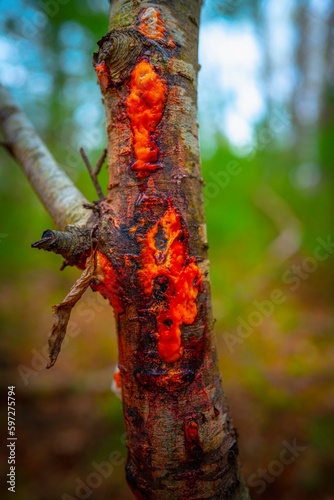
0,1,250,499
89,2,249,498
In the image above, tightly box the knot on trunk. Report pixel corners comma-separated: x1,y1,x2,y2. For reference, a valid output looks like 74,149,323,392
93,28,145,86
93,27,171,88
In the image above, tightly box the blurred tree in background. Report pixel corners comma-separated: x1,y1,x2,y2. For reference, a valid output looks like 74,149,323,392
0,0,333,499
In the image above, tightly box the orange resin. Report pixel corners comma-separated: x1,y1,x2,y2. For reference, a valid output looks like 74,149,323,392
95,61,109,91
139,206,202,363
185,421,198,442
113,369,121,389
91,251,124,314
126,60,167,177
138,7,166,41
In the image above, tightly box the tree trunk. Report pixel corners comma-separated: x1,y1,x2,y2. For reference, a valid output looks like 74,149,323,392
93,1,249,498
0,1,250,498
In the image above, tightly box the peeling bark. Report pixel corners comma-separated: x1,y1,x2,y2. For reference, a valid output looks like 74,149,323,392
47,253,95,368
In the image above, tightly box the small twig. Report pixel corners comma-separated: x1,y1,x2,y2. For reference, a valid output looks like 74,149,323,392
60,260,69,271
83,202,101,213
79,147,104,201
89,222,100,254
94,148,107,176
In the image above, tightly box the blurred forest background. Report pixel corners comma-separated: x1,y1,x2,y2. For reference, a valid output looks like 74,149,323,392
0,0,333,499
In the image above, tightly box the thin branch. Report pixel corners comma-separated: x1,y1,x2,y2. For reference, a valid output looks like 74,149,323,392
0,84,91,230
80,147,105,201
94,147,107,176
31,225,94,268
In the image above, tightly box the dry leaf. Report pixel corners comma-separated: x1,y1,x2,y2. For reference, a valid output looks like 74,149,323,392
47,254,95,368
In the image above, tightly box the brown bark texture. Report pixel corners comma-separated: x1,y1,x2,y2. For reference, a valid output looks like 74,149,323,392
91,1,249,498
0,1,250,498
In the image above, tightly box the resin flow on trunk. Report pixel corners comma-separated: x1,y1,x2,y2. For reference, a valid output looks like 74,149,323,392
92,6,203,367
138,203,203,363
87,2,247,497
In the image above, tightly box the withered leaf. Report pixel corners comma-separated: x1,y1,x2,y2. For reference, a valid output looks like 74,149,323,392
47,254,95,368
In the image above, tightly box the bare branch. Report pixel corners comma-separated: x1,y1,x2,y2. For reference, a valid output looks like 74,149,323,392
0,84,91,230
31,225,94,268
94,147,107,176
80,147,105,200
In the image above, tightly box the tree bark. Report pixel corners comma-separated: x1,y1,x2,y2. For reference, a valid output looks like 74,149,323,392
93,1,249,498
0,1,250,498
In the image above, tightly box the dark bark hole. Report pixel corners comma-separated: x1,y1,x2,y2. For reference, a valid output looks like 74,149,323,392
153,275,169,302
154,225,167,251
179,230,185,243
228,444,238,466
163,319,172,327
